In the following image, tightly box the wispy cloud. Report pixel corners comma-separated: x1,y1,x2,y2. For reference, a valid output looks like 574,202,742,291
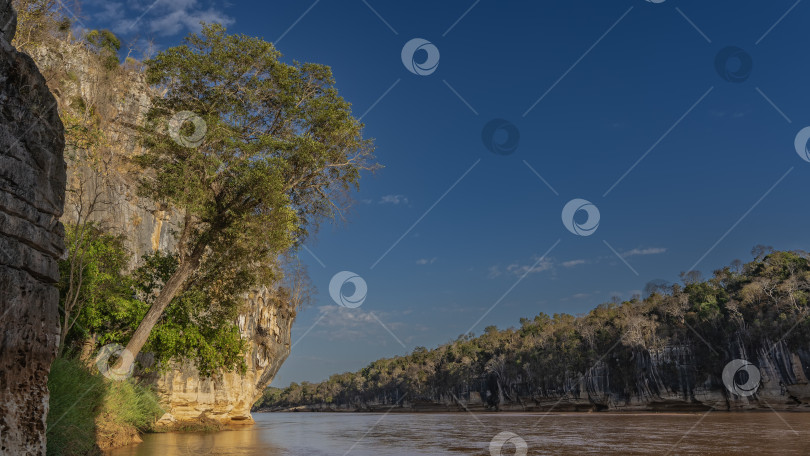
416,257,437,265
309,306,413,345
84,0,234,38
561,259,588,268
489,246,666,279
560,291,598,302
379,194,409,205
505,256,554,277
621,247,667,257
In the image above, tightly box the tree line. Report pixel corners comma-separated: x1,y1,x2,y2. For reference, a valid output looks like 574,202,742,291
255,248,810,410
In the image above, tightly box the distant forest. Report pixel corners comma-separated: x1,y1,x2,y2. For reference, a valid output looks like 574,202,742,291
254,247,810,410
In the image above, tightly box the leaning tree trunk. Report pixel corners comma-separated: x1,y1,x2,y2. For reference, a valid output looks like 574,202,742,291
115,245,204,373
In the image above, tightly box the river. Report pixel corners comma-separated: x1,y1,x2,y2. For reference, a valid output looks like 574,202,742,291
106,411,810,455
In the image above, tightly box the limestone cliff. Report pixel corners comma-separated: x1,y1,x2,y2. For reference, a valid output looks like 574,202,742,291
27,35,294,428
0,0,66,453
539,339,810,412
148,287,294,427
288,338,810,414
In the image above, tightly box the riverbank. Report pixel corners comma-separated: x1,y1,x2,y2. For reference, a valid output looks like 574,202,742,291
254,394,810,414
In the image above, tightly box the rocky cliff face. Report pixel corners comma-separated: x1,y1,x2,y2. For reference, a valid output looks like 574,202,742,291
293,339,810,414
0,1,66,454
539,340,810,412
448,340,810,413
150,288,294,427
28,36,294,428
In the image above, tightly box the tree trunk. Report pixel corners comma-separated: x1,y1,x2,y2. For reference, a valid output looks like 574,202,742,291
58,309,70,357
80,334,98,367
115,244,205,373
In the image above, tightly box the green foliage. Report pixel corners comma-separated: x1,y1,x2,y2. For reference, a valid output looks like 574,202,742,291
58,224,139,349
101,381,164,431
83,29,121,71
137,22,377,297
11,0,68,50
254,250,810,410
46,357,163,456
132,251,248,376
46,358,106,456
59,227,247,376
85,29,121,53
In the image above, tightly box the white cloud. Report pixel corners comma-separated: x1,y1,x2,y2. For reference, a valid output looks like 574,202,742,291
561,259,588,268
85,0,234,38
489,248,666,280
505,256,554,277
622,247,667,257
416,257,437,265
379,194,408,205
310,306,407,345
147,3,234,37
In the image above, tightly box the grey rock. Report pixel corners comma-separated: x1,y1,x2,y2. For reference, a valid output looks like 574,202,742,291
0,0,66,454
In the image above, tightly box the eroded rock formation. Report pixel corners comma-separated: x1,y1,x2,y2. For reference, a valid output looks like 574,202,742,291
149,288,294,427
0,0,66,453
27,35,293,429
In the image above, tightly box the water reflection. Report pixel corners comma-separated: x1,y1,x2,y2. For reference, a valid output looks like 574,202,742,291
106,424,283,456
107,411,810,455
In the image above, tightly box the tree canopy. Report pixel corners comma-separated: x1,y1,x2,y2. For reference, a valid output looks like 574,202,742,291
117,23,376,370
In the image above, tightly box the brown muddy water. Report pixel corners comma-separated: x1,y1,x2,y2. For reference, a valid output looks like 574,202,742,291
106,411,810,455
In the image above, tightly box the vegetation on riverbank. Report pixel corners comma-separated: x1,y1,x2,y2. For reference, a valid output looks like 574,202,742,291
46,358,163,455
255,248,810,411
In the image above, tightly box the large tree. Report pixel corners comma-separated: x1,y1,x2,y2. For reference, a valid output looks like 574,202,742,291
117,23,376,372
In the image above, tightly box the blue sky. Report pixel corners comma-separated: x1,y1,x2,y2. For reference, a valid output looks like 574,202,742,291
75,0,810,386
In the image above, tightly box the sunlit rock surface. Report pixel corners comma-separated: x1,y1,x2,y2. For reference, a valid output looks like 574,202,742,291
149,288,294,427
0,0,66,453
27,38,294,428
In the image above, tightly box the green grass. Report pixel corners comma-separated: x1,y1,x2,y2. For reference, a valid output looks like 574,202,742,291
102,380,164,431
46,357,164,456
46,357,106,456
